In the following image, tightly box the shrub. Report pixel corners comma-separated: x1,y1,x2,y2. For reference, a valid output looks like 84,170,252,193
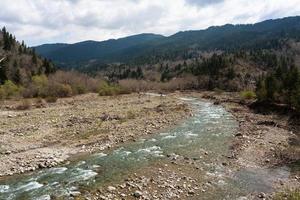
1,80,21,98
72,84,87,95
47,83,73,98
240,90,256,100
16,99,31,110
31,75,48,97
98,82,128,96
48,70,102,93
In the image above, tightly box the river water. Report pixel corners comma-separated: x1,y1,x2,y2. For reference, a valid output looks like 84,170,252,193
0,97,291,200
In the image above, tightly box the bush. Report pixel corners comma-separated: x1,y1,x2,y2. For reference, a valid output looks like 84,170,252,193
1,80,21,99
48,70,102,93
98,82,128,96
47,83,73,98
32,75,48,97
72,84,87,95
240,90,256,100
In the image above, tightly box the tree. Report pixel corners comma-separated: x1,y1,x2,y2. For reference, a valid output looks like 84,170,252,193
32,53,38,64
265,75,278,101
12,60,21,84
136,66,144,79
226,67,236,80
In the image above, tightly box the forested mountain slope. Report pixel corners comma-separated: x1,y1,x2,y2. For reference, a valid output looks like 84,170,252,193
0,27,55,85
35,16,300,67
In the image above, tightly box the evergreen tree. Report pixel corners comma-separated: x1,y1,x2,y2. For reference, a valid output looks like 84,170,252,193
136,66,143,79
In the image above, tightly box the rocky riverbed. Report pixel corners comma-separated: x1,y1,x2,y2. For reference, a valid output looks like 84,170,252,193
0,93,191,177
80,91,300,200
0,92,299,200
193,91,300,198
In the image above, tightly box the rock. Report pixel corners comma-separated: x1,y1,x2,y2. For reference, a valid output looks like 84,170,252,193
235,133,243,137
120,193,126,197
258,192,266,198
213,101,220,105
4,150,11,155
222,162,228,166
107,186,116,192
70,191,81,197
133,190,143,198
188,189,195,195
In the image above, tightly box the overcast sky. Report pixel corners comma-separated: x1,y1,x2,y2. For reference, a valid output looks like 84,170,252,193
1,0,300,46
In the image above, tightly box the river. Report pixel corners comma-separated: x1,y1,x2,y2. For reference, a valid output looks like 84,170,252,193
0,97,291,200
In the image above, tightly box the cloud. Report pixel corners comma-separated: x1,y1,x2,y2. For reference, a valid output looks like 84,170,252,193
185,0,224,7
0,0,299,46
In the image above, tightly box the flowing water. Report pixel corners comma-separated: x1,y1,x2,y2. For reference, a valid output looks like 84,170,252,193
0,98,291,200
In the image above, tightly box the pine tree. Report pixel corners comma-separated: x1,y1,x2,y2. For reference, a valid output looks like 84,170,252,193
136,66,143,79
12,61,21,84
32,53,38,64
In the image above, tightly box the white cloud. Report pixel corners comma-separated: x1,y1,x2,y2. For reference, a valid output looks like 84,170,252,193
0,0,299,46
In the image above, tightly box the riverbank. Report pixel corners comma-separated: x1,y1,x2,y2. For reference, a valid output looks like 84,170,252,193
0,91,299,199
89,91,300,200
0,93,191,177
194,91,300,198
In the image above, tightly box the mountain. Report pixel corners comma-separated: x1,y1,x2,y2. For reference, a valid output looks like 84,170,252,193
34,33,165,66
34,43,69,55
35,16,300,68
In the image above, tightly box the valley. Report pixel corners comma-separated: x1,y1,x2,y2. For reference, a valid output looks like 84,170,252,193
0,3,300,199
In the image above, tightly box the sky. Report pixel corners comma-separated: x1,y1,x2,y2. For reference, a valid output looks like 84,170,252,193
1,0,300,46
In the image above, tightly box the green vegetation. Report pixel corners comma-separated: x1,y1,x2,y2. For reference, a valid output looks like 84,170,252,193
35,17,300,68
240,90,256,100
256,65,300,112
98,82,128,96
0,80,22,99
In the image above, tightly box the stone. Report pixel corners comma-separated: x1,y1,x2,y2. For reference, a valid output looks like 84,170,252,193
258,192,266,198
235,133,243,137
107,186,116,192
133,190,143,198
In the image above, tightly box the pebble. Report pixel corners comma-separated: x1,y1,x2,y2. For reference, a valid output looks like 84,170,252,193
107,186,117,192
133,190,143,198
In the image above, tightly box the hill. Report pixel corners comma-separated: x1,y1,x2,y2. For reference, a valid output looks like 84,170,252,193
35,16,300,67
34,33,165,67
0,27,55,85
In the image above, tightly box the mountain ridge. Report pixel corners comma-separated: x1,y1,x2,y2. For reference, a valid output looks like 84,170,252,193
34,16,300,68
